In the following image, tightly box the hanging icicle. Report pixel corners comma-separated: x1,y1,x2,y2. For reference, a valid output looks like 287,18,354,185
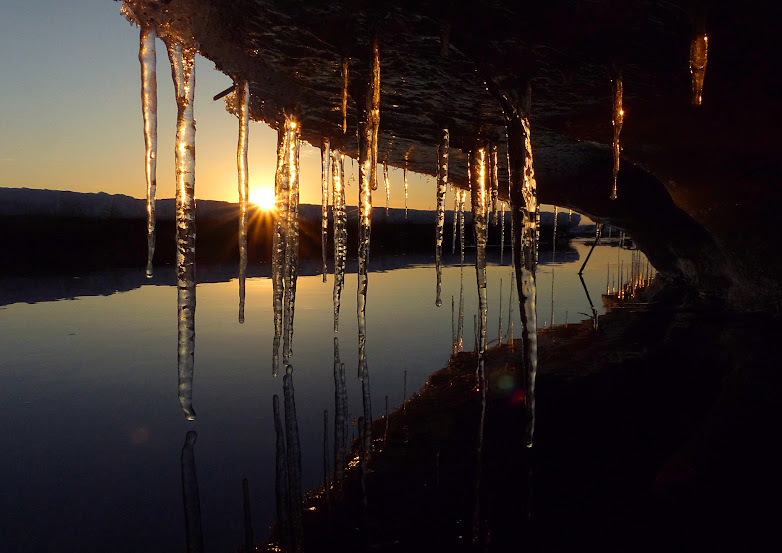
457,190,466,352
166,39,197,420
283,368,303,551
500,202,506,265
403,159,409,218
237,80,250,324
272,114,301,375
321,138,330,282
490,144,499,221
435,128,449,307
610,71,624,200
452,188,459,255
333,338,348,489
552,206,558,262
383,159,390,214
341,56,349,134
357,38,379,382
332,151,346,332
689,33,708,106
470,147,489,380
139,24,157,278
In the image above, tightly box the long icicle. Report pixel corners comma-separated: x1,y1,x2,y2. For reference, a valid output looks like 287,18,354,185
403,160,409,218
383,160,390,214
333,338,347,489
283,368,303,552
610,71,624,200
282,116,300,366
321,138,330,282
470,147,489,380
237,80,250,324
500,202,506,265
357,39,379,382
166,40,197,420
435,128,449,307
272,126,287,376
490,144,499,221
272,395,290,549
332,150,346,332
457,190,466,352
140,24,157,278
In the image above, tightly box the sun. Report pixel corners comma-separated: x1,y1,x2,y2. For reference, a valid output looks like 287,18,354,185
250,186,276,211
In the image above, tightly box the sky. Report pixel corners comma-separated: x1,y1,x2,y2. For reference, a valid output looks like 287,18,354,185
0,0,443,210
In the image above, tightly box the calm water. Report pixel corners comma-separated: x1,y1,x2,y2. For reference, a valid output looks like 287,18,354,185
0,239,639,552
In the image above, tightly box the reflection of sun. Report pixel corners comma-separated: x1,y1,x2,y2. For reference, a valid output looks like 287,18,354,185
250,186,276,211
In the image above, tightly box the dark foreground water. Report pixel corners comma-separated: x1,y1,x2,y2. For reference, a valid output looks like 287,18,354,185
0,240,638,552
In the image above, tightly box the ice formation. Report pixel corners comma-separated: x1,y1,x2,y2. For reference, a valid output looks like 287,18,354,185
139,24,157,278
689,33,708,106
331,150,346,332
166,39,197,420
611,73,624,200
435,128,449,307
321,139,330,282
237,80,250,323
470,147,489,373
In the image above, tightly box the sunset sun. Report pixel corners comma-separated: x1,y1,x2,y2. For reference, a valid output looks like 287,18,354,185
250,186,276,211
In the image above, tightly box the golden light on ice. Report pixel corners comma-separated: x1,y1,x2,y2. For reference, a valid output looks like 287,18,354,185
250,186,276,211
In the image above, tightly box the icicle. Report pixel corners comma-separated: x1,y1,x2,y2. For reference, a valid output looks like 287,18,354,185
237,80,250,324
362,372,373,460
498,278,503,346
272,395,290,549
272,126,286,375
490,144,499,221
341,56,349,134
357,39,379,381
383,160,390,214
435,128,449,307
552,206,558,262
470,147,489,377
500,202,506,264
403,160,409,218
332,151,346,332
139,25,157,278
166,40,197,420
452,295,457,354
272,115,301,373
321,139,330,282
283,368,303,551
452,188,459,254
282,117,301,366
333,338,347,489
457,190,466,352
610,72,624,200
180,431,204,553
689,33,708,106
507,106,539,448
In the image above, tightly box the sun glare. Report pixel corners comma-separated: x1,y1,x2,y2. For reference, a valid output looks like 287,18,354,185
250,186,276,211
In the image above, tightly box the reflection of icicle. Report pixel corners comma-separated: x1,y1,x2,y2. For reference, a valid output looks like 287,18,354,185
357,39,379,381
383,160,390,214
272,395,290,548
333,338,348,488
435,128,449,307
500,202,506,265
237,80,250,324
180,431,204,553
457,191,465,352
403,160,409,218
332,151,346,332
167,40,197,420
321,139,330,282
611,73,624,200
282,117,300,366
140,25,157,278
689,33,708,106
470,147,489,371
498,279,503,346
452,188,459,254
283,368,303,551
490,144,499,221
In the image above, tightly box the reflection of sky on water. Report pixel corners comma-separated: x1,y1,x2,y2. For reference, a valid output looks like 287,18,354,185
0,240,638,552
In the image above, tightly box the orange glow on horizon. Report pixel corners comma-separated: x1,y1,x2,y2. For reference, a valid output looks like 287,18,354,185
250,186,276,211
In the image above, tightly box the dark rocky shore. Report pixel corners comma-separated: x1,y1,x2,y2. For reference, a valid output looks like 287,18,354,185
262,284,780,552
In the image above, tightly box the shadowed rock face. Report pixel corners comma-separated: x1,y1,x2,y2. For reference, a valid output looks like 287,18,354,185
120,0,780,310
